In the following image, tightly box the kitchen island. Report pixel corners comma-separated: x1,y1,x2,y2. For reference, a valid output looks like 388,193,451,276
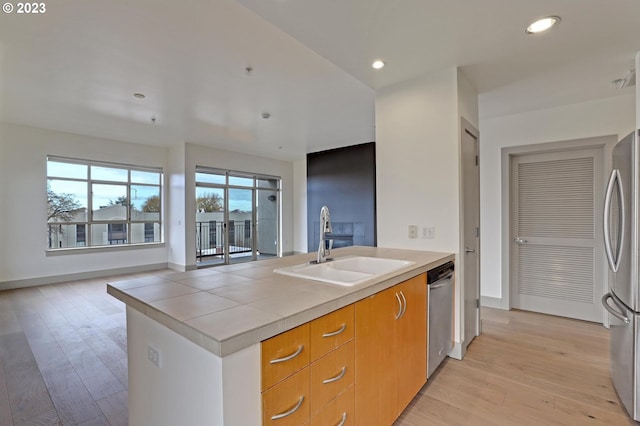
107,246,454,425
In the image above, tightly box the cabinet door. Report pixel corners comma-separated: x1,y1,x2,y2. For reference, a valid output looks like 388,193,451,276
396,273,427,413
354,286,399,426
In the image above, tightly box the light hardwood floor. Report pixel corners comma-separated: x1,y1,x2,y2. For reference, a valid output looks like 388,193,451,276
397,307,635,425
0,271,635,425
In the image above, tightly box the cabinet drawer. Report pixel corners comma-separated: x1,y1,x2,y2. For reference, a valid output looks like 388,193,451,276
262,367,310,426
310,385,354,426
310,304,354,361
262,323,310,391
310,340,354,415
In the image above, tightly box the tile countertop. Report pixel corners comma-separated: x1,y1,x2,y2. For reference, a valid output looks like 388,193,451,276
107,246,455,357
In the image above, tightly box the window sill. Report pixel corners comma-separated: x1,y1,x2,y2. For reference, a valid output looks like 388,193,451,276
45,242,165,256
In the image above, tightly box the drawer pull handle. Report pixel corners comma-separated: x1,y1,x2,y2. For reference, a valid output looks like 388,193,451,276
322,366,347,384
394,292,402,319
270,345,304,364
322,324,346,338
399,291,407,319
336,412,347,426
271,395,304,420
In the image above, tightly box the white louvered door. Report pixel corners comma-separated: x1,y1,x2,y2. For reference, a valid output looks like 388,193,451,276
511,148,604,322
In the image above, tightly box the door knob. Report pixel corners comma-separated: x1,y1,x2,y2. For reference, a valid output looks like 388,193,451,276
514,237,527,244
465,247,475,253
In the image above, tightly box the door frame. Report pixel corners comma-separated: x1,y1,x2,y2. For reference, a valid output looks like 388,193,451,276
500,135,615,324
458,117,480,359
194,168,281,267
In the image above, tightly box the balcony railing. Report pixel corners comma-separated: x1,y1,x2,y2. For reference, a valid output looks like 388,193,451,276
196,220,252,262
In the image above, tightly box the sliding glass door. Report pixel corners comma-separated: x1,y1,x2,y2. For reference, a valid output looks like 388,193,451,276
195,168,280,266
227,187,254,263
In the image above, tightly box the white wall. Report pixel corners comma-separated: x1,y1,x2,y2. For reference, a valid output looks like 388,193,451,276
376,67,467,349
183,143,294,267
479,94,636,302
0,122,169,284
167,143,187,269
457,69,479,129
376,67,460,253
0,124,296,283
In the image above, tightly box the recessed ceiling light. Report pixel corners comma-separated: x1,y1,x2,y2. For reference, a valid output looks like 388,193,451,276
525,16,560,34
133,93,146,99
372,60,385,70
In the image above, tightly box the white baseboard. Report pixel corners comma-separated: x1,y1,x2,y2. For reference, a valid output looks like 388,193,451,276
169,263,198,272
0,262,168,291
448,341,465,360
481,295,505,309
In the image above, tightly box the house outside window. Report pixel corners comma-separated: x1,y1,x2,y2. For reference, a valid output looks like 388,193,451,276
46,157,163,249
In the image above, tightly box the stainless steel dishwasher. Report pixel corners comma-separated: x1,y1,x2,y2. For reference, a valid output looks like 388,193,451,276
427,261,454,378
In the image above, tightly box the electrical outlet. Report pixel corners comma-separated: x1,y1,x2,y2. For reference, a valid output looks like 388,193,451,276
408,225,418,239
422,226,435,239
148,345,160,368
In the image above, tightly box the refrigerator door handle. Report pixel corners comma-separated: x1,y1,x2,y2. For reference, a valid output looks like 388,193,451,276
603,169,624,272
602,293,630,324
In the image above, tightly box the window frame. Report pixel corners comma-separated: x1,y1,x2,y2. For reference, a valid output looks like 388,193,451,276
46,156,163,251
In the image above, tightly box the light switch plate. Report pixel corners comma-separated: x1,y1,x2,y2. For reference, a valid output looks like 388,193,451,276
408,225,418,239
423,226,435,239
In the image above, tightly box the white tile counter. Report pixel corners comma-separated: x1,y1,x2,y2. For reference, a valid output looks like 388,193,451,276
107,246,454,357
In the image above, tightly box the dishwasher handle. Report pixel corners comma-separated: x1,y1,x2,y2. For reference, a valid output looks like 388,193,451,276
429,274,453,290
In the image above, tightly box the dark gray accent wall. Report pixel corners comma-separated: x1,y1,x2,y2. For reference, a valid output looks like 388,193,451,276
307,142,376,252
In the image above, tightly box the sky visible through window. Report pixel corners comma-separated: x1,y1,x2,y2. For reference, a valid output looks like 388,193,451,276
47,160,161,211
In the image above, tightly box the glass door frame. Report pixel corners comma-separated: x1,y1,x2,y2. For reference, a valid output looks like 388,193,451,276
195,167,280,266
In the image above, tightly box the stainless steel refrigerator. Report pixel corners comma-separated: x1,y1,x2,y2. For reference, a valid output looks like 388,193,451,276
602,130,640,421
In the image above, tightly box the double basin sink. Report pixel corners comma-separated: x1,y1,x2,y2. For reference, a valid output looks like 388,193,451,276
273,256,415,286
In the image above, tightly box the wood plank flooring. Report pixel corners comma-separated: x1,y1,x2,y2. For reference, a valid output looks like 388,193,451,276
396,307,635,425
0,271,635,425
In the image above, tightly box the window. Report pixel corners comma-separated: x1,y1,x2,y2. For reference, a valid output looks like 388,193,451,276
47,157,162,250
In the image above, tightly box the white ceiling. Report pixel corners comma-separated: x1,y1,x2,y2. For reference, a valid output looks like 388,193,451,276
1,0,638,161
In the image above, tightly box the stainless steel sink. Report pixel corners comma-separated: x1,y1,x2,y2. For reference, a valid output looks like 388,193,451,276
273,256,415,286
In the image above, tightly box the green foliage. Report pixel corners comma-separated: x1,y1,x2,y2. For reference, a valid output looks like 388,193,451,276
196,192,223,212
142,195,161,212
109,196,129,207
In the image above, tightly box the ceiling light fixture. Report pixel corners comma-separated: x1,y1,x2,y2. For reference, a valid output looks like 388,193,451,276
372,60,385,70
262,112,271,119
525,16,560,34
133,93,146,99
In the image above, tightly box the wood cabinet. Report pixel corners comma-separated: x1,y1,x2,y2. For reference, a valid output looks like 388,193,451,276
261,274,427,426
354,273,428,425
261,323,310,392
261,305,354,425
262,367,310,426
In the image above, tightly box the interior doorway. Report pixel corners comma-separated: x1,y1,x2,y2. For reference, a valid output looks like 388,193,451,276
195,168,280,266
461,118,480,355
509,146,605,322
501,135,617,324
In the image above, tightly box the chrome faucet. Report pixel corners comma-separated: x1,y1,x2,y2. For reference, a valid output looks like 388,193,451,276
317,205,333,263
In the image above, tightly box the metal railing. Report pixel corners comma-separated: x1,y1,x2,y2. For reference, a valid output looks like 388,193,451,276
196,220,252,262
